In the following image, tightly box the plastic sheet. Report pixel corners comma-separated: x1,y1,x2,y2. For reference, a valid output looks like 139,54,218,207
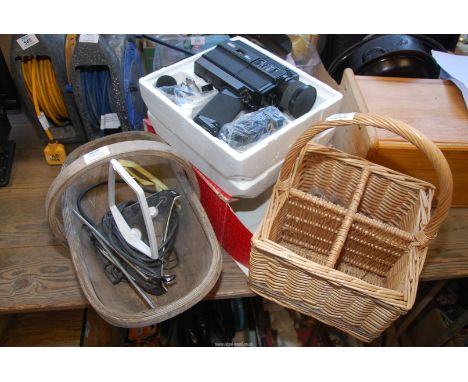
218,106,288,151
286,34,322,77
157,85,198,106
157,76,217,113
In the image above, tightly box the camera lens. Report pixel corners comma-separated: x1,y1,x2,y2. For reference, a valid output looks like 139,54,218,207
279,79,317,118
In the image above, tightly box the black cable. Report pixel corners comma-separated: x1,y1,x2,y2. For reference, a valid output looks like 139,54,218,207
76,180,180,295
164,249,179,271
100,202,178,270
141,35,195,57
78,182,178,255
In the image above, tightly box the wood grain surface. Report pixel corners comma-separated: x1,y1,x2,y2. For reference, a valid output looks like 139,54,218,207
421,208,468,281
0,310,84,346
0,113,252,315
356,76,468,144
369,144,468,207
0,245,87,313
351,74,468,206
335,69,378,158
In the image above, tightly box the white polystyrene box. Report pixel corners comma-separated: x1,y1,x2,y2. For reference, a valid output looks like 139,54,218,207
140,36,343,197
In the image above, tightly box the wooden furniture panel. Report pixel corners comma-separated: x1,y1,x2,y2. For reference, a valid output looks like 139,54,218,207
352,73,468,207
371,145,468,206
421,208,468,281
0,245,87,313
358,76,468,144
0,310,84,346
335,68,378,158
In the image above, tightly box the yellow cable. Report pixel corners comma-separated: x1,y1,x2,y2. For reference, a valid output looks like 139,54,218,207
45,59,67,116
36,60,55,122
37,59,63,125
42,60,63,121
21,56,70,140
38,61,59,126
21,56,67,164
21,60,32,92
30,59,39,114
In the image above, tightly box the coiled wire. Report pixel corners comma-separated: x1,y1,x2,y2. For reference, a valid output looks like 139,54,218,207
79,67,113,132
21,56,69,140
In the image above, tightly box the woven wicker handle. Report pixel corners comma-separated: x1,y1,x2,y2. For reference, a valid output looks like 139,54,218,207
279,113,453,245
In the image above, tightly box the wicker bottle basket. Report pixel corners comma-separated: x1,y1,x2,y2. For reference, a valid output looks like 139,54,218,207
249,113,453,342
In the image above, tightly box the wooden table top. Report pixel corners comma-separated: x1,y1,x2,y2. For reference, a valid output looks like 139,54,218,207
0,113,253,314
0,110,466,315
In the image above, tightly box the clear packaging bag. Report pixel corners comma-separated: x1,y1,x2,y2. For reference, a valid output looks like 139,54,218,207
218,106,288,151
157,76,217,115
158,85,197,106
286,34,322,77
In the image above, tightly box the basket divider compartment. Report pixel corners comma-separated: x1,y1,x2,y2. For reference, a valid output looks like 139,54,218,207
250,113,454,342
326,169,371,268
272,188,348,266
293,150,365,209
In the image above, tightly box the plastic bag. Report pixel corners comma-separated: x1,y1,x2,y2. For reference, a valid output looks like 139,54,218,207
151,35,231,71
286,34,322,77
158,85,197,106
218,106,288,152
157,76,217,113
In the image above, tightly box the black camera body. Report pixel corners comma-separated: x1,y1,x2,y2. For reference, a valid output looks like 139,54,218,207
193,40,317,136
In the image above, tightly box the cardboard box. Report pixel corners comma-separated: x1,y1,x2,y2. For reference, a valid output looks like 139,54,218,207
341,70,468,206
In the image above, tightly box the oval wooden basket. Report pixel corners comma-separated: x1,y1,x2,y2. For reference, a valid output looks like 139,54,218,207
48,131,162,243
46,136,222,327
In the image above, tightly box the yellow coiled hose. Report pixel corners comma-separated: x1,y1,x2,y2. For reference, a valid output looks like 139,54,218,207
21,57,69,141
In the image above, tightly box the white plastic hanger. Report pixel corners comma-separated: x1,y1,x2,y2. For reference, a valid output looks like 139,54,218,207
108,159,159,259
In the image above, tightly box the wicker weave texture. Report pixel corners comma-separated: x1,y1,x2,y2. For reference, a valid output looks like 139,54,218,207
249,113,453,342
250,249,403,342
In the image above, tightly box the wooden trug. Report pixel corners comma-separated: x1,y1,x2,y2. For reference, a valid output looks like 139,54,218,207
46,138,222,327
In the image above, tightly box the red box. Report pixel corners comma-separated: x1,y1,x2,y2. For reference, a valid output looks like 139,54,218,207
144,117,261,267
192,168,253,266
